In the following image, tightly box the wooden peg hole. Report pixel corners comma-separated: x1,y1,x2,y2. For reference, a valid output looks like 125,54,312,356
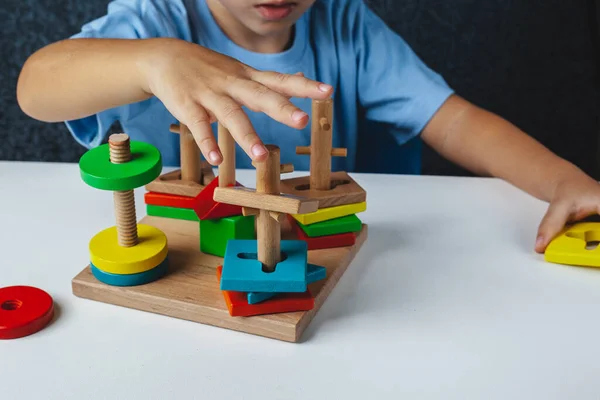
236,252,289,273
294,179,351,191
1,299,23,311
319,117,331,131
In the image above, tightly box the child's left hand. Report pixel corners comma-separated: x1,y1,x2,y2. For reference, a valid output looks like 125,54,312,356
535,173,600,253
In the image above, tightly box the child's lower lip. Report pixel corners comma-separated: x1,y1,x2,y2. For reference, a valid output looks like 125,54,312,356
255,4,295,20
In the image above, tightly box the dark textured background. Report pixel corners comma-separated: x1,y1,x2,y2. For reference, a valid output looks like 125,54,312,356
2,0,599,177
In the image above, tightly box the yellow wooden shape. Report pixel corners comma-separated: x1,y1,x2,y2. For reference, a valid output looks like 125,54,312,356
291,201,366,225
544,222,600,267
89,224,168,274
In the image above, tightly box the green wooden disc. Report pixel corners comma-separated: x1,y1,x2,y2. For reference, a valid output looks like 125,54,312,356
79,141,162,191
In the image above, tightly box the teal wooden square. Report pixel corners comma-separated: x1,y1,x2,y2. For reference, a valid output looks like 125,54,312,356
247,264,326,304
220,240,308,292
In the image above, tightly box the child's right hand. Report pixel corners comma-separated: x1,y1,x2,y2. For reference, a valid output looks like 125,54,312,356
139,38,333,164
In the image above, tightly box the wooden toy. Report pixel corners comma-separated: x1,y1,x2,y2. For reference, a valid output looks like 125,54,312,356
145,123,215,197
72,215,367,342
216,267,314,317
291,201,366,225
199,215,255,257
545,222,600,267
0,286,54,339
147,204,199,222
247,264,327,304
290,216,356,250
296,214,363,237
72,131,369,342
80,134,168,282
280,99,366,208
213,145,318,293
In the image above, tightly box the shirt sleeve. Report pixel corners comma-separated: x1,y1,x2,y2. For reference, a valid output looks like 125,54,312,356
353,2,454,145
64,0,190,149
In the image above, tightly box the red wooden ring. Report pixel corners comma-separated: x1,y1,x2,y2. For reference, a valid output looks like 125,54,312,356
0,286,54,339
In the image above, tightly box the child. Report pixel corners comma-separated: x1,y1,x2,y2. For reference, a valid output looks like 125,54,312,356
16,0,600,253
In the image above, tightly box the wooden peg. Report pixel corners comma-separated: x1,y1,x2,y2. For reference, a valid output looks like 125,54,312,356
242,207,260,217
310,99,333,190
218,123,235,187
296,146,347,157
280,163,294,174
171,123,202,183
256,145,281,271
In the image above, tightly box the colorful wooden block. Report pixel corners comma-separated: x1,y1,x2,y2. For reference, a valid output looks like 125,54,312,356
296,214,362,237
220,240,308,292
146,204,199,221
79,141,162,191
545,222,600,267
144,192,196,209
91,258,169,287
193,177,243,220
89,224,168,274
0,286,55,340
200,215,255,257
216,266,314,317
291,201,366,225
291,217,356,250
247,264,326,304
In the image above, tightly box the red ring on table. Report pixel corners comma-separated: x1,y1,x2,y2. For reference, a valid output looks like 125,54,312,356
0,286,54,339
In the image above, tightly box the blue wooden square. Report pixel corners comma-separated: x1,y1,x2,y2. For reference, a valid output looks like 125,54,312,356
220,240,308,292
247,264,327,304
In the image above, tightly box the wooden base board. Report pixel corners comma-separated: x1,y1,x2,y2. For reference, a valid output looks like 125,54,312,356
72,216,368,342
280,171,366,209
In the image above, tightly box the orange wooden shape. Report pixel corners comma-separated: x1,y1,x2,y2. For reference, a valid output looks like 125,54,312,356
216,266,314,317
193,177,243,220
290,216,356,250
144,192,196,209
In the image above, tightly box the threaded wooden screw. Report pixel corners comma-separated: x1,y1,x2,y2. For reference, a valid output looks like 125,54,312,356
109,134,138,247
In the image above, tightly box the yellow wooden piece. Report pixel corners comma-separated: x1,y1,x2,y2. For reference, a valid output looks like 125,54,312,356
291,201,366,225
90,224,168,274
544,222,600,267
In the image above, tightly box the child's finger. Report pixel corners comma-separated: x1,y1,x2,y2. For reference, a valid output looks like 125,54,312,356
535,202,571,253
204,94,268,162
231,81,308,129
250,70,333,99
181,105,222,165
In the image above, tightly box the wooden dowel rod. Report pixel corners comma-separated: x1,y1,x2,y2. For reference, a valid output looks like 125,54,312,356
179,124,202,183
280,163,294,174
310,99,333,191
169,124,180,134
296,146,346,157
255,145,281,271
218,123,235,187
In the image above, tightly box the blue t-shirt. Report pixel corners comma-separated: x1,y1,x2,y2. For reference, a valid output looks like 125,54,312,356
66,0,453,174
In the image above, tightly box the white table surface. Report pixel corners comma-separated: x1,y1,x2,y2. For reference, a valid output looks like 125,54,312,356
1,161,600,399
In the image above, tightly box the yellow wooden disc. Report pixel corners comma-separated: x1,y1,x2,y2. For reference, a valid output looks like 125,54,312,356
89,224,168,274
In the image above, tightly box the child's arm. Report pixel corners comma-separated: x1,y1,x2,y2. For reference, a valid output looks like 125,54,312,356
17,37,333,163
421,94,600,252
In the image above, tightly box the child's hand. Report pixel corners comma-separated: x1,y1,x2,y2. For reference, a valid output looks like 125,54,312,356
139,38,333,164
535,173,600,253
